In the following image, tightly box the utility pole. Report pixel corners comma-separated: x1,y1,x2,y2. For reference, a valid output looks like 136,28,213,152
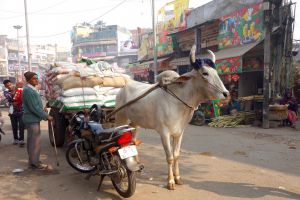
13,25,22,78
263,0,272,129
24,0,32,71
151,0,158,82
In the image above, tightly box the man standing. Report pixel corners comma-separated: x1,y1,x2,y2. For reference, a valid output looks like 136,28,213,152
22,72,53,170
3,80,25,146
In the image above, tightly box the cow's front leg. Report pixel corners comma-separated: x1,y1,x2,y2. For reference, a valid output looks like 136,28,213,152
173,134,183,185
160,133,175,190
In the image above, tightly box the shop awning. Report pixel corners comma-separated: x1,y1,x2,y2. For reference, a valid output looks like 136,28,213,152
128,56,173,76
215,41,261,60
93,56,115,61
140,57,170,65
170,41,261,66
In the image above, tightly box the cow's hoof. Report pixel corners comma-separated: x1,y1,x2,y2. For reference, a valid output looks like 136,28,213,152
175,178,183,185
167,182,175,190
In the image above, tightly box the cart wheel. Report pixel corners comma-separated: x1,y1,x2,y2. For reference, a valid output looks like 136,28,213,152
48,108,67,147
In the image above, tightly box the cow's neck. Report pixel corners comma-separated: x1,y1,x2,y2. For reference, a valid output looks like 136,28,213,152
168,77,207,109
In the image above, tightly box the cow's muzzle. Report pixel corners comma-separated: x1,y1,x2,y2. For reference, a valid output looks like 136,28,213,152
223,92,228,98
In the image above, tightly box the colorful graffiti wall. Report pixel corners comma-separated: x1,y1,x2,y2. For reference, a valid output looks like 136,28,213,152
215,56,242,75
138,0,189,60
218,3,264,49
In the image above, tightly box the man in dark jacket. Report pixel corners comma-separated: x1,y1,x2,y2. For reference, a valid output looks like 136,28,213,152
22,72,53,170
3,79,25,146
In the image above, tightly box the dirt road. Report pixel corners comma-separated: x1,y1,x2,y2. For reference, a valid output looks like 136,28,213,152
0,109,299,200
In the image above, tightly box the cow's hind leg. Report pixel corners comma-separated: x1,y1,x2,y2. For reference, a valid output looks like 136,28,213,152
173,134,183,185
160,132,175,190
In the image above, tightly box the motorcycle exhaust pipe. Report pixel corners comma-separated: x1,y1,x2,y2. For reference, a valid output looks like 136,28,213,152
124,156,144,172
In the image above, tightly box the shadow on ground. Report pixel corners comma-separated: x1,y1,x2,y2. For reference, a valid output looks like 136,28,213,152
186,180,300,200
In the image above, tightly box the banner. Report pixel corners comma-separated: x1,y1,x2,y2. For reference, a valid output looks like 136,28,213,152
218,3,264,49
138,0,189,60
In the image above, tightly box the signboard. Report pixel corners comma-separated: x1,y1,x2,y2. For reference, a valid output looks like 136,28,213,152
218,3,263,49
8,64,28,72
138,33,154,60
215,56,242,75
138,0,189,60
128,63,149,76
7,39,25,52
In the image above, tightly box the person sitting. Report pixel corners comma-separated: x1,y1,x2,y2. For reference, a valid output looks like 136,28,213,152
220,94,241,116
280,90,298,128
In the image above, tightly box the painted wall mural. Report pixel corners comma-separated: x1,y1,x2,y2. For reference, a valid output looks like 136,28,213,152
215,56,242,75
218,3,264,49
138,0,189,60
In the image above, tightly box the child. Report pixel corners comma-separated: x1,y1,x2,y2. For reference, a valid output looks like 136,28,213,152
13,82,23,109
12,81,25,146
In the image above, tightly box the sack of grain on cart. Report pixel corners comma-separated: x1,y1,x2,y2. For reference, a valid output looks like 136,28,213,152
45,62,126,111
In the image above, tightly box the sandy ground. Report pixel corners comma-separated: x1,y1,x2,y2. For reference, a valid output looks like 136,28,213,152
0,108,299,200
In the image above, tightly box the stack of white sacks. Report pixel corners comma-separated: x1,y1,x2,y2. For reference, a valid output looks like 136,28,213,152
45,61,129,111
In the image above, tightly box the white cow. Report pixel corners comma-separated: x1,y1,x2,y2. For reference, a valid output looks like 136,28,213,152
115,45,229,190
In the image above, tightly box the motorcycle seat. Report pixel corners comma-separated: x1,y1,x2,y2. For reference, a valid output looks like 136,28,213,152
100,128,116,134
88,122,132,136
88,122,105,135
88,122,117,135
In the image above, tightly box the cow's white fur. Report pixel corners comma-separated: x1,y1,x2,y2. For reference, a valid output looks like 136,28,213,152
115,47,228,190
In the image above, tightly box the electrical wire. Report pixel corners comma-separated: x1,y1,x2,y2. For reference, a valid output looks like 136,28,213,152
0,5,117,16
29,5,114,15
0,0,68,20
21,0,129,39
88,0,128,23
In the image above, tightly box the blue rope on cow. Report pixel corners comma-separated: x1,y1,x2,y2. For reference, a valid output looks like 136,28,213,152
193,58,215,70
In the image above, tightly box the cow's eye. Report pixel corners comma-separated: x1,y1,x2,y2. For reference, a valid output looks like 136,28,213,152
202,72,209,76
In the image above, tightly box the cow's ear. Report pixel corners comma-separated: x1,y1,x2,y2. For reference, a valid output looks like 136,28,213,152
174,74,193,83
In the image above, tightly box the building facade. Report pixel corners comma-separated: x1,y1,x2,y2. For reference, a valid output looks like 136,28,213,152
71,21,138,69
0,35,70,82
0,35,26,82
129,0,295,122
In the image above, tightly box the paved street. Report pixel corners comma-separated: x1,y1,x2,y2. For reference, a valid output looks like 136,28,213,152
0,109,299,200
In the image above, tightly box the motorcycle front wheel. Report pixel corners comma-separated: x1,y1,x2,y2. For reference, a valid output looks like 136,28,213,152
111,158,136,198
65,142,96,173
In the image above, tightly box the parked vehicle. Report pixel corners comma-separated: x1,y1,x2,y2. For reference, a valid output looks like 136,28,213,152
48,103,115,147
65,106,143,198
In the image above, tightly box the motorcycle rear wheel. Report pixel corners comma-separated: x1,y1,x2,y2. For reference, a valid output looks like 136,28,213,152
111,159,136,198
65,142,96,173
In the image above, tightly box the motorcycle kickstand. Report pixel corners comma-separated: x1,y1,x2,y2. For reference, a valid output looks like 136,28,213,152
97,175,105,191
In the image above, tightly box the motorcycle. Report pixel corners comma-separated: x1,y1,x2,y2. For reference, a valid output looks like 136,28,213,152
65,105,143,198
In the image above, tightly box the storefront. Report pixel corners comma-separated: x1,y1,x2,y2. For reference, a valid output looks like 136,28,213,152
127,62,149,82
127,57,173,83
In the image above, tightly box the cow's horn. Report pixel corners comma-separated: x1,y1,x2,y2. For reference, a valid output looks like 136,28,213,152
190,44,197,68
207,49,216,63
